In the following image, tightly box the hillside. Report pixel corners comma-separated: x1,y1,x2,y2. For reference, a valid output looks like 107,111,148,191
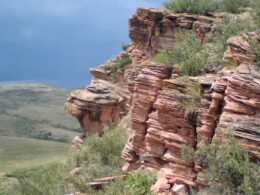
0,83,80,172
0,83,80,142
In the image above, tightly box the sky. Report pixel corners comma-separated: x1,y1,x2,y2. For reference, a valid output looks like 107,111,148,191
0,0,164,88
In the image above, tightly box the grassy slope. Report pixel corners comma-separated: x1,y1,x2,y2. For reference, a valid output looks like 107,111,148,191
0,136,68,172
0,83,80,172
0,83,80,141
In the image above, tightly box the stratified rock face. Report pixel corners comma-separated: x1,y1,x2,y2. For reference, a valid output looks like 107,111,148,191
66,7,260,194
122,30,260,193
65,79,129,136
215,65,260,160
215,33,260,160
130,8,219,56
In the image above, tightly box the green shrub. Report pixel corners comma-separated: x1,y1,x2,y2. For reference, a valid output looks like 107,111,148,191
7,122,129,194
121,43,130,51
221,0,249,13
164,0,218,15
153,51,172,66
180,81,202,115
249,36,260,67
67,123,128,193
196,130,260,195
155,31,207,76
108,74,117,83
164,0,250,14
97,172,155,195
115,54,132,71
181,146,195,162
251,0,260,27
7,163,68,195
172,31,207,76
154,32,207,76
211,16,257,54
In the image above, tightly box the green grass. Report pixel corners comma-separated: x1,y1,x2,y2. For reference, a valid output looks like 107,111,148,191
164,0,250,14
0,136,68,172
0,136,69,194
164,0,218,15
1,118,130,194
0,83,80,193
251,0,260,27
97,172,156,195
0,83,80,142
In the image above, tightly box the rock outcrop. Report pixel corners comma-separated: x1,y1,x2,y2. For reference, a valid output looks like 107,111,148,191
130,8,220,56
66,8,260,194
65,79,129,137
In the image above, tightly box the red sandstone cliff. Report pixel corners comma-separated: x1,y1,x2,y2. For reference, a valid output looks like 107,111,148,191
65,8,260,194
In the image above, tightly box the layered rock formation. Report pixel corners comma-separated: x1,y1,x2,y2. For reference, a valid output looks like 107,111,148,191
66,7,260,194
215,33,260,160
130,8,220,56
65,79,129,137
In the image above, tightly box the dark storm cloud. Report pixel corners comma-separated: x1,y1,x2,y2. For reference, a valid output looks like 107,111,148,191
0,0,164,88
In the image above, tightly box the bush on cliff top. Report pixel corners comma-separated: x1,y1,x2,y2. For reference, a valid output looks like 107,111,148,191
153,31,207,76
164,0,218,15
194,130,260,195
164,0,250,14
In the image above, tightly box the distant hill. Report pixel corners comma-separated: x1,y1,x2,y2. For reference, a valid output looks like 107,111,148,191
0,83,80,142
0,83,81,172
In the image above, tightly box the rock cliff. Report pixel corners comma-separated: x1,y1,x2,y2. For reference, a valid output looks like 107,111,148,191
66,8,260,194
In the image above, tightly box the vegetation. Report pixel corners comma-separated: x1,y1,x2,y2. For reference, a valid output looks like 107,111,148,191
164,0,218,15
153,13,258,73
181,129,260,195
251,0,260,27
0,83,80,143
98,172,155,195
211,16,257,54
221,0,249,13
249,36,260,67
104,54,132,73
5,163,68,195
115,54,132,72
152,51,172,66
2,121,129,194
0,83,80,193
180,81,202,115
103,54,132,82
121,42,130,51
153,31,207,76
0,136,68,172
164,0,250,14
67,123,128,193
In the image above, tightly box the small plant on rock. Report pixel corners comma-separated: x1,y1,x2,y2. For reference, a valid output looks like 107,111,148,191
249,36,260,67
121,42,130,51
180,80,202,115
114,54,132,72
152,51,172,66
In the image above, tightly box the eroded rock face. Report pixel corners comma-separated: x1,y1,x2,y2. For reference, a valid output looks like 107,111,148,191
215,65,260,160
130,8,220,56
122,31,260,193
66,7,259,194
65,79,129,136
